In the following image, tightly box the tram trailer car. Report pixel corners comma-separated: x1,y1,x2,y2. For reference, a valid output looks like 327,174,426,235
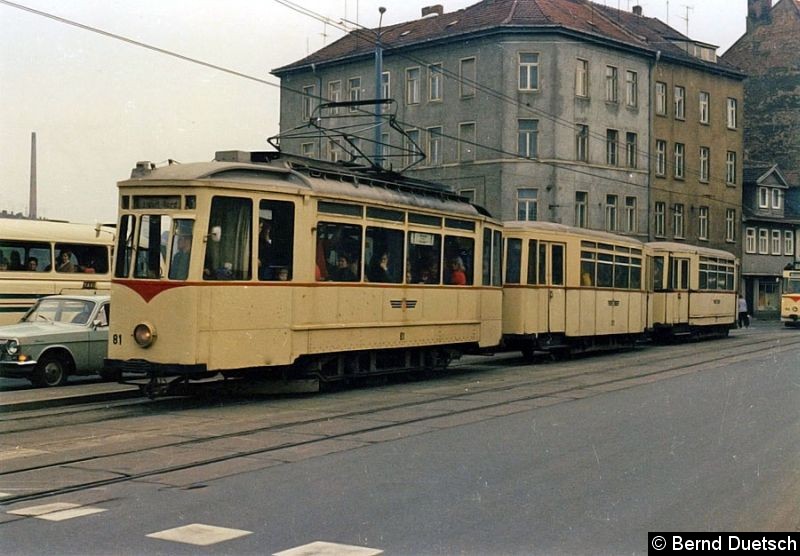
501,221,648,358
781,263,800,327
105,151,503,394
647,242,737,340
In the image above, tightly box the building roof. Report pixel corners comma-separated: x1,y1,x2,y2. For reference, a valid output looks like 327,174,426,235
273,0,743,77
743,164,791,188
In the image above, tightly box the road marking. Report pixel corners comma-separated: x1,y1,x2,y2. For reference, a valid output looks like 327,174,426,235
146,523,252,546
274,540,384,556
8,502,106,521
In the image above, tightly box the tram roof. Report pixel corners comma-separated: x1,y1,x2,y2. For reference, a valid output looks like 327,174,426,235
503,221,645,246
121,151,491,220
647,241,737,260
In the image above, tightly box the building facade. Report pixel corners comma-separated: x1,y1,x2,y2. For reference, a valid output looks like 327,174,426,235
273,0,743,250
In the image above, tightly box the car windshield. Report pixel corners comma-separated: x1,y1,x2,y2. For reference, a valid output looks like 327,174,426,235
23,299,95,325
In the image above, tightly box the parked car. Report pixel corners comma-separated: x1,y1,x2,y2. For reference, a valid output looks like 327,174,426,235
0,295,111,387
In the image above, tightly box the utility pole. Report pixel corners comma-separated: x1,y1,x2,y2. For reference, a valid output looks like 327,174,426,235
373,6,386,166
679,5,694,36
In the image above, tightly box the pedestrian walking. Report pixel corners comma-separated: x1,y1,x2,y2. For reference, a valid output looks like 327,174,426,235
737,295,750,328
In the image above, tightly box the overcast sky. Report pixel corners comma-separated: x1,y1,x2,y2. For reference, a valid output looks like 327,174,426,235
0,0,747,224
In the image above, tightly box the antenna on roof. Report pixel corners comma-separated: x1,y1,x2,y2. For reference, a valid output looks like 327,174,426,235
679,4,694,36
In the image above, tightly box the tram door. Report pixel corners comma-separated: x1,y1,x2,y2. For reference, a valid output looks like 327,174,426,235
527,240,566,332
668,256,690,323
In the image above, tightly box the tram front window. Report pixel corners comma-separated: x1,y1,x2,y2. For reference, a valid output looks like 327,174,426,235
204,197,252,280
168,220,194,280
784,278,800,294
134,215,171,279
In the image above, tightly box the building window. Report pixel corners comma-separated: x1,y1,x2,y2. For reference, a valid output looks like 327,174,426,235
518,53,539,91
606,129,619,166
655,202,666,237
427,126,442,166
518,119,539,158
727,98,737,129
348,77,361,111
699,91,710,124
726,151,737,184
381,71,390,101
674,143,685,179
745,228,756,253
758,229,769,254
302,85,315,119
576,59,589,97
772,230,782,255
380,132,390,168
458,122,476,161
605,195,618,231
772,188,782,209
673,204,685,239
625,196,637,233
406,67,420,105
656,140,666,176
327,139,342,162
674,86,685,119
785,230,794,256
726,209,736,242
460,189,476,203
655,82,667,115
426,63,442,102
301,142,314,158
605,66,618,102
517,189,538,221
328,81,341,114
460,57,476,97
625,71,638,107
699,147,710,182
405,129,420,166
576,124,588,162
759,187,769,208
626,132,637,168
575,191,588,228
698,207,709,240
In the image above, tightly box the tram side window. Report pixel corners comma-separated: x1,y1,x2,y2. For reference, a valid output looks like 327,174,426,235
54,243,109,274
506,238,522,284
168,220,194,281
0,241,50,272
115,215,135,278
407,231,441,284
316,222,362,282
527,240,539,285
652,256,665,291
444,235,473,285
668,259,689,290
552,244,564,286
597,253,613,287
614,256,630,288
204,197,252,280
364,227,404,283
259,200,295,281
630,257,642,289
134,215,171,279
492,230,503,286
482,229,492,286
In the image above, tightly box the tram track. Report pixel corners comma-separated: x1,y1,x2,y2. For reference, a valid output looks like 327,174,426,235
1,332,797,506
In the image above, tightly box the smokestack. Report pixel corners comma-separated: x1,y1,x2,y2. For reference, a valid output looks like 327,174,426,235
29,132,37,220
747,0,772,32
632,5,643,16
421,4,443,17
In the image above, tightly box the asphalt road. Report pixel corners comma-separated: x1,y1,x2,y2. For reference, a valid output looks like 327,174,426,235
1,328,798,555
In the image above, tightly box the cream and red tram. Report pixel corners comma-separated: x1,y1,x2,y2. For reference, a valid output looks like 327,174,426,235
105,151,503,393
646,242,737,340
780,261,800,327
501,221,648,358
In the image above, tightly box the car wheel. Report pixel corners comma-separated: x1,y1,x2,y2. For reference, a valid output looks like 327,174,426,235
32,353,69,387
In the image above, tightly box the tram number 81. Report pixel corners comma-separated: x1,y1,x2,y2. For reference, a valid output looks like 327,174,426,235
112,334,123,345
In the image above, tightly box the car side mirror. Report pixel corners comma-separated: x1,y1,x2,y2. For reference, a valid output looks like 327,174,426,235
92,319,105,329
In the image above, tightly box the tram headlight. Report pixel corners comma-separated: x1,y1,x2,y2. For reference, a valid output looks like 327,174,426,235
133,323,156,348
6,339,19,356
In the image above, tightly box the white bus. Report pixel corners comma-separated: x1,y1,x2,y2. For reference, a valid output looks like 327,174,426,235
0,219,114,325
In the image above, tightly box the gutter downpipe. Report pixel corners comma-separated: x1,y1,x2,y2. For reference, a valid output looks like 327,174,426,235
374,7,386,166
648,50,661,242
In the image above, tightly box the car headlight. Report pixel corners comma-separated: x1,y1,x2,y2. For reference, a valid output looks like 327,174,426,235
134,323,156,348
6,339,19,356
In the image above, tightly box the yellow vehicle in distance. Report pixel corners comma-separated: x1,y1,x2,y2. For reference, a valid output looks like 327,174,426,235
781,262,800,327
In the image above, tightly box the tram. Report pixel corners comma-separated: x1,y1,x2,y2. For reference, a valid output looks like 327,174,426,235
501,221,648,358
647,242,738,340
105,151,503,395
781,261,800,327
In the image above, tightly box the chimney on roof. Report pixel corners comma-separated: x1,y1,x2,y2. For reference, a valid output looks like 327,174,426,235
632,5,643,16
747,0,772,32
421,4,443,17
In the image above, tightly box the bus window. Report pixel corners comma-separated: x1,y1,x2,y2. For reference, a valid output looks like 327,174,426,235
316,222,362,282
0,241,50,272
407,231,441,284
505,238,522,284
168,220,194,281
55,243,109,274
365,227,403,283
258,200,295,281
134,215,171,279
444,235,473,285
115,215,135,278
204,197,252,281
